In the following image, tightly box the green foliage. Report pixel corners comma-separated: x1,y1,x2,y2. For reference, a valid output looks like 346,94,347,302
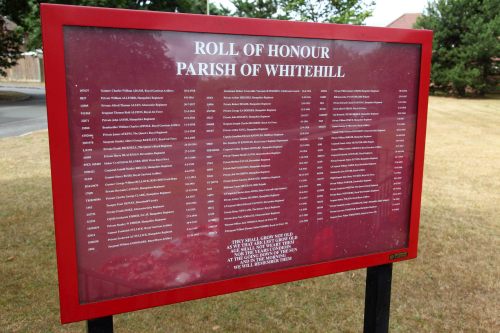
0,0,30,23
415,0,500,96
0,0,29,76
0,17,23,77
284,0,373,24
0,0,372,76
3,0,229,52
138,0,230,15
231,0,285,19
230,0,373,24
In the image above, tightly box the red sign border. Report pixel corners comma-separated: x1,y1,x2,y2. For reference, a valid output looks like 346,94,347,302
41,3,432,324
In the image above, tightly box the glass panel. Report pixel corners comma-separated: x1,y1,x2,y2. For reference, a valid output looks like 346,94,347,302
63,27,420,303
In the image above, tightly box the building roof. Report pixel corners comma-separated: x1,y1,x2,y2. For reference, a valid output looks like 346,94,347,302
386,13,422,29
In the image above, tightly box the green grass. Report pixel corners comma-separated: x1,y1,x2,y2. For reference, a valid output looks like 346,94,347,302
1,96,499,332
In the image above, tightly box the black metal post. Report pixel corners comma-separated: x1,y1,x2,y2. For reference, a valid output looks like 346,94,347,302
87,316,114,333
363,263,393,333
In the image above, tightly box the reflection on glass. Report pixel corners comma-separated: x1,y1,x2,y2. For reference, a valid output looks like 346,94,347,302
63,27,421,303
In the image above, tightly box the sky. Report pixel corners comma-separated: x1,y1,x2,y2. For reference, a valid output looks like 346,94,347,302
215,0,429,27
364,0,429,27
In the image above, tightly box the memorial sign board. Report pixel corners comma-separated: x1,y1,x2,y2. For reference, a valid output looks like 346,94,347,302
41,4,432,323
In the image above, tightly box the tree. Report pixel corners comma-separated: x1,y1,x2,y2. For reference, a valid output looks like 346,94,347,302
0,0,30,76
231,0,285,20
0,0,30,23
415,0,500,96
230,0,373,24
0,16,23,76
283,0,373,24
137,0,229,15
16,0,229,51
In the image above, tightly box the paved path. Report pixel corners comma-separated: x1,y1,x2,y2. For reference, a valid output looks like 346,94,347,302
0,86,47,138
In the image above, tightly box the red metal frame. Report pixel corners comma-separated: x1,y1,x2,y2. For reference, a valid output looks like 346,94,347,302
41,3,432,324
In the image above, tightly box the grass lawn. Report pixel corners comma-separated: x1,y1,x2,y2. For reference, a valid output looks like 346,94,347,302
0,96,499,332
